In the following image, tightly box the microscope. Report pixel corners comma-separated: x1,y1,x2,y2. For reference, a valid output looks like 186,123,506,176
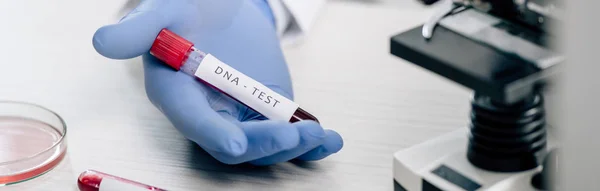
390,0,563,190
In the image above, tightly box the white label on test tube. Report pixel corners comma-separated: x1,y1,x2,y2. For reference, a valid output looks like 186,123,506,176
99,178,148,191
195,54,299,121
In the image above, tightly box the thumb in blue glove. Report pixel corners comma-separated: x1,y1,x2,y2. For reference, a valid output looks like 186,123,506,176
92,0,343,165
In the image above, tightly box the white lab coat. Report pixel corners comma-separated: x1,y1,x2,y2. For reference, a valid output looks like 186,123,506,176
121,0,323,45
266,0,325,45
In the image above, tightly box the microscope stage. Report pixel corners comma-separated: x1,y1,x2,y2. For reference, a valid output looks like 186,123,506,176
390,8,560,105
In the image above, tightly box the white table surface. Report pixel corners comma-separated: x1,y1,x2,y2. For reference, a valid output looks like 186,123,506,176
0,0,472,190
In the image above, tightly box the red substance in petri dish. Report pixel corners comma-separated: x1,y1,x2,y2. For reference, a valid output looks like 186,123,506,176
0,150,66,184
77,170,167,191
0,116,68,185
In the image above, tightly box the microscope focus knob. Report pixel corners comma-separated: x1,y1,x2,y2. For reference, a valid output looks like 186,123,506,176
532,149,560,190
467,94,547,172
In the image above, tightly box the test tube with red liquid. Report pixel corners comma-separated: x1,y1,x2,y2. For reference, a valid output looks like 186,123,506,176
149,29,318,123
78,170,167,191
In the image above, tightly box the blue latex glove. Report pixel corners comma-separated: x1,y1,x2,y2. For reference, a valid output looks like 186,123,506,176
251,0,276,25
92,0,343,165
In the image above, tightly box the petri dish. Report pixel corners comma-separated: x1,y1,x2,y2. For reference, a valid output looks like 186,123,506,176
0,101,67,186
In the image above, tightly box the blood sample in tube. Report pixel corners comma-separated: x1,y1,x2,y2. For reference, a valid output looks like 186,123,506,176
77,170,167,191
149,29,319,123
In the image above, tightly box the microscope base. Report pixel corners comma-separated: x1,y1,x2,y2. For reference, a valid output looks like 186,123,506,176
393,128,543,191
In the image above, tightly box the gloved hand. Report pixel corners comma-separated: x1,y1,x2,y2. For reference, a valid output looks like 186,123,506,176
92,0,343,165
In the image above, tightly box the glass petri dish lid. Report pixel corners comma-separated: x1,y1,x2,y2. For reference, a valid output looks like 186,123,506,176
0,101,67,186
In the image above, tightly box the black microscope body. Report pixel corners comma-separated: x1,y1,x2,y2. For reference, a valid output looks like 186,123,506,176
391,0,563,190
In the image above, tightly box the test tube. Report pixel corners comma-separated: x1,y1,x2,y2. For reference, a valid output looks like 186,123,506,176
77,170,167,191
149,29,318,123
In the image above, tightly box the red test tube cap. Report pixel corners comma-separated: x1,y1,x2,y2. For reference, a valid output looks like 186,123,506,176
150,29,194,70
